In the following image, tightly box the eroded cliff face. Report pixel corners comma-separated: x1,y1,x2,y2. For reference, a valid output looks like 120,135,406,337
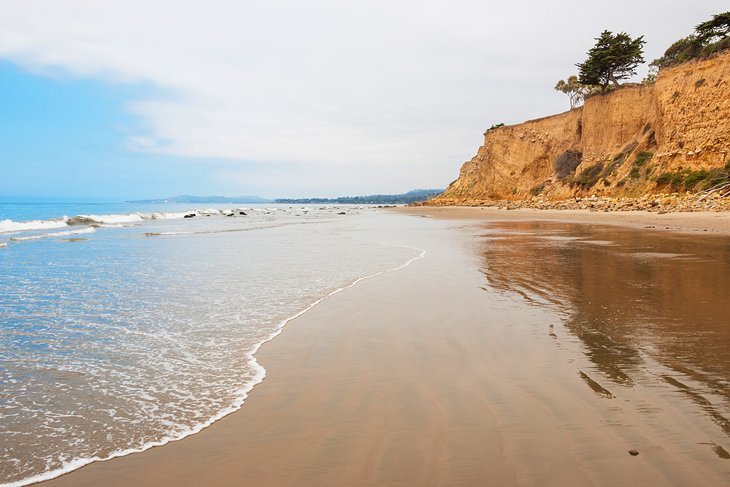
431,51,730,205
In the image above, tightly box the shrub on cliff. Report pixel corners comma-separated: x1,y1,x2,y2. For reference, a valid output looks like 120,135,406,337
652,36,702,69
530,182,547,196
577,31,645,90
655,165,730,192
554,76,596,109
629,151,654,179
652,12,730,69
554,150,583,180
571,162,605,189
605,141,639,176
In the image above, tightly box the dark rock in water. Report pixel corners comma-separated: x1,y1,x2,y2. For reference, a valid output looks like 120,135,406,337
338,212,346,215
628,450,639,456
183,213,196,219
239,211,247,215
66,216,99,226
225,213,234,217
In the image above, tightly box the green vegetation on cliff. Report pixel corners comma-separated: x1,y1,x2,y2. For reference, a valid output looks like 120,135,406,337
555,11,729,107
652,12,730,69
577,31,646,90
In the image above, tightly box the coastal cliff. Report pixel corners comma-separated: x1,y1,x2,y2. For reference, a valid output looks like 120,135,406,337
430,51,730,205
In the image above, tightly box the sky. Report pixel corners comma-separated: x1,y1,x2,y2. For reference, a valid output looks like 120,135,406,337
0,1,724,200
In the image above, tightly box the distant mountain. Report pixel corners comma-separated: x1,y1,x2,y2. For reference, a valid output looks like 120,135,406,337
274,189,443,205
128,189,444,205
127,195,271,204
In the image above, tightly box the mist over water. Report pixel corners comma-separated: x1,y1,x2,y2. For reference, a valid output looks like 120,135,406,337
0,205,418,486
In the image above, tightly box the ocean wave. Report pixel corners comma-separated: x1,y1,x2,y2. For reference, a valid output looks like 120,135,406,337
0,240,426,487
0,218,68,234
0,209,247,236
147,211,197,220
9,228,97,242
71,213,146,225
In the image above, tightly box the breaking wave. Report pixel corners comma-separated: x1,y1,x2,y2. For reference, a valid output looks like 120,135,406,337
0,209,250,235
9,227,96,242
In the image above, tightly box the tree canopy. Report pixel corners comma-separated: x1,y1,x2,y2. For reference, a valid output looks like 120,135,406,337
577,31,645,89
652,11,730,69
554,75,598,109
695,11,730,44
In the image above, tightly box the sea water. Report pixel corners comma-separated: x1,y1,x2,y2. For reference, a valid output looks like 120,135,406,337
0,204,421,486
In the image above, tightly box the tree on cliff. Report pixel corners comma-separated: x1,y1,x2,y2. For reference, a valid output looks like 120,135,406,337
695,11,730,44
652,12,730,68
577,31,645,90
554,76,598,109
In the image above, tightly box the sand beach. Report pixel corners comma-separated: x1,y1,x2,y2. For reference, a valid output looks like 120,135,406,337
4,3,730,487
38,208,730,486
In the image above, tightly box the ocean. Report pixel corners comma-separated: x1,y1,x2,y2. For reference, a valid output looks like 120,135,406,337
0,203,422,486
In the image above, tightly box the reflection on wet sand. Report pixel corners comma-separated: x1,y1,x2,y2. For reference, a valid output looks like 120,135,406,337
479,221,730,441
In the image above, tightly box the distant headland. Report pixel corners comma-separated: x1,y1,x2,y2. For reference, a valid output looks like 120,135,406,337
128,189,443,206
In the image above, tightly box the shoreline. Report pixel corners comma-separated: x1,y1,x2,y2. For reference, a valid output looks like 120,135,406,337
8,236,425,487
34,210,730,486
397,205,730,235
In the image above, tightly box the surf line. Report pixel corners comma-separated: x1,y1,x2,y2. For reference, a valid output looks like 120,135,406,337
2,242,426,487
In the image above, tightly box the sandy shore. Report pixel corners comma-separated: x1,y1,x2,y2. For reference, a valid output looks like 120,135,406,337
397,206,730,235
40,211,730,486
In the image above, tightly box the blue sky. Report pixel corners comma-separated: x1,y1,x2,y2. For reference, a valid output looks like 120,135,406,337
0,62,232,202
0,1,723,201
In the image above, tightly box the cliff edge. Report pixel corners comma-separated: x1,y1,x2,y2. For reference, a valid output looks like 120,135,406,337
430,50,730,205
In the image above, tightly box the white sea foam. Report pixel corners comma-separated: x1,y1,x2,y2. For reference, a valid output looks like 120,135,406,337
76,213,146,224
147,211,197,220
0,219,67,234
0,237,426,487
98,223,132,228
0,209,218,238
75,209,238,224
9,228,96,242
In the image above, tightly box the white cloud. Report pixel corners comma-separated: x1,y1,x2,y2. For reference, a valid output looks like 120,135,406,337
0,0,722,195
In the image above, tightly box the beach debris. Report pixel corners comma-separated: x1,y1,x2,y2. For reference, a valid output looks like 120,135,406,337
183,213,196,218
628,450,639,456
239,211,247,215
338,212,346,215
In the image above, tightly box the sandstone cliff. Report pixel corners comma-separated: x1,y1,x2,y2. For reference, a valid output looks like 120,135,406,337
430,50,730,205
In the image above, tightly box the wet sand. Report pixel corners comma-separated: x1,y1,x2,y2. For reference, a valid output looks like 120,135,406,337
41,212,730,486
398,206,730,235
